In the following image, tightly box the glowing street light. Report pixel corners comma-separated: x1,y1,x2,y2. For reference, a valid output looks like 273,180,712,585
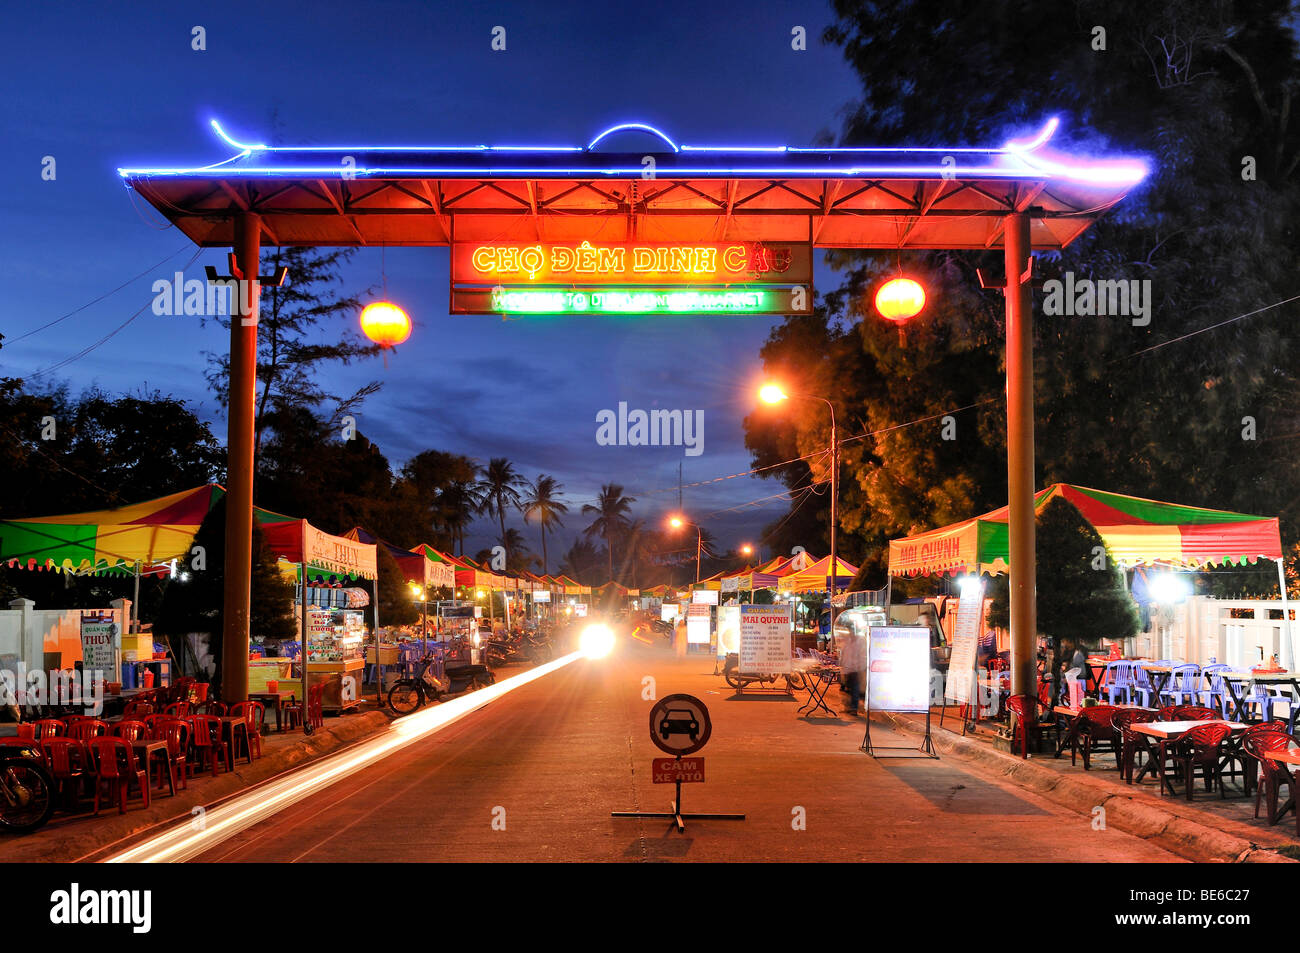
758,381,842,641
668,514,705,584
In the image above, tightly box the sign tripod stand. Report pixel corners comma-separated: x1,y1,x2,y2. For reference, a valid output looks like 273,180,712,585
612,693,745,833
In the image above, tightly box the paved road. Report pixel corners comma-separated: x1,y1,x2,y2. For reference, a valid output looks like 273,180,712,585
193,640,1180,862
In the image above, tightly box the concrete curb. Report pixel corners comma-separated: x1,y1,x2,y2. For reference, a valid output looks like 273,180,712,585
872,710,1298,864
4,710,392,863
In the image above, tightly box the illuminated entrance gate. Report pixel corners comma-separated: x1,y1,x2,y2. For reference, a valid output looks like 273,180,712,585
120,119,1146,700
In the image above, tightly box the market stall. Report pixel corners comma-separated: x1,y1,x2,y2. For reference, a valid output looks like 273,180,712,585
258,508,378,712
887,482,1288,661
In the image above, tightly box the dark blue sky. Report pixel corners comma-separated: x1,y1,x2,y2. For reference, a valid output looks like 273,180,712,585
1,0,863,557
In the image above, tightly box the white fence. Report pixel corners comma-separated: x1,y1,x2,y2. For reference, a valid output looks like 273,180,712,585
0,598,131,671
1126,596,1296,670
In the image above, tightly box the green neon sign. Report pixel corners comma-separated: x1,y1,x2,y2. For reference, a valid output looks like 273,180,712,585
451,284,810,316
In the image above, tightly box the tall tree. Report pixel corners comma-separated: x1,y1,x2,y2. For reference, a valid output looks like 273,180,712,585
474,458,527,554
440,479,481,556
522,474,568,575
750,0,1300,581
204,245,382,454
582,483,636,582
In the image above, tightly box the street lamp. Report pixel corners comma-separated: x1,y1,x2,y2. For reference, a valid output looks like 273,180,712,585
668,515,705,584
409,582,429,655
759,382,842,639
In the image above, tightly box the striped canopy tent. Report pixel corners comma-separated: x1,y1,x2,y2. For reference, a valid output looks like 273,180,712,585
408,543,458,589
555,575,589,595
888,483,1283,577
0,484,222,575
777,555,860,594
342,527,439,588
691,570,728,591
256,509,377,583
598,581,630,598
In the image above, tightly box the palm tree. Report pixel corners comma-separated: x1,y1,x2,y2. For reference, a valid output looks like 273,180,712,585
582,483,636,582
497,527,536,574
474,458,527,551
439,479,481,555
522,474,569,575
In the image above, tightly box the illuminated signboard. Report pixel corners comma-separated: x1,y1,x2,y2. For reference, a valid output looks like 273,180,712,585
452,241,812,285
451,240,814,316
451,285,811,316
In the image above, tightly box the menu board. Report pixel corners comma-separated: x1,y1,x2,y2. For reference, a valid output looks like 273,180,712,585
867,626,931,713
717,605,741,657
79,616,118,673
945,586,984,704
739,604,792,673
686,603,712,644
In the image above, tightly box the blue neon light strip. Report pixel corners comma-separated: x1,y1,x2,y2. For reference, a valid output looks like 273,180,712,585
117,116,1148,187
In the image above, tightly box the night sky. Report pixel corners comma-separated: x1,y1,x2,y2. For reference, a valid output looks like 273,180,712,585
1,0,862,556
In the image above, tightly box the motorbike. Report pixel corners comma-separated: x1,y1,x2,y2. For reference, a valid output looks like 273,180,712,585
721,652,806,693
387,652,495,716
0,741,55,833
484,629,551,667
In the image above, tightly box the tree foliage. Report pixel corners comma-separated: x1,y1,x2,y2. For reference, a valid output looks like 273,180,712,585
748,0,1300,585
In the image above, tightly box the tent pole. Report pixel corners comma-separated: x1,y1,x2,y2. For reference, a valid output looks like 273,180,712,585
132,561,141,633
1277,558,1294,670
1004,211,1037,699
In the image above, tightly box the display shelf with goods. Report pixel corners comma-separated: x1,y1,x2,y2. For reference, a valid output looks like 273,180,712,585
306,607,366,713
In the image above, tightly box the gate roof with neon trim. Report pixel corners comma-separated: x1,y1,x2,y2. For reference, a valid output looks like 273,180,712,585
118,117,1147,251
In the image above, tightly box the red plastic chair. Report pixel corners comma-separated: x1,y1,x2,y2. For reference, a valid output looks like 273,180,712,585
112,720,148,743
1171,705,1221,721
1112,708,1158,782
229,701,265,759
307,682,325,730
66,719,109,741
1071,705,1120,770
41,738,92,810
86,737,149,814
141,714,173,738
1170,723,1233,800
1005,694,1042,758
187,715,229,777
158,720,191,791
163,701,191,718
1241,730,1295,823
121,700,155,719
30,719,66,741
1156,705,1182,721
194,700,227,716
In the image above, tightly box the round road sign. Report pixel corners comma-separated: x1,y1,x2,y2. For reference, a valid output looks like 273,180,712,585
649,693,712,756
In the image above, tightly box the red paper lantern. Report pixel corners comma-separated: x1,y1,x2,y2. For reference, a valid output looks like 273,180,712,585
874,278,926,323
360,301,411,348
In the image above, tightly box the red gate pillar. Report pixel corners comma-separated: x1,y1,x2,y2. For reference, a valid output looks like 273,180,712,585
221,212,261,703
1004,211,1037,699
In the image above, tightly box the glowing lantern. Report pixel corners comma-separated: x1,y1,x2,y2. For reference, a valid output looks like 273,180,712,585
360,301,411,348
874,278,926,323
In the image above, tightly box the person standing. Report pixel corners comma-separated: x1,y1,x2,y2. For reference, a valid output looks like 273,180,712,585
839,624,868,715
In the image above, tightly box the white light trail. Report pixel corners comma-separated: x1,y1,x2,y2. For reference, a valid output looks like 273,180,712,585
106,651,583,863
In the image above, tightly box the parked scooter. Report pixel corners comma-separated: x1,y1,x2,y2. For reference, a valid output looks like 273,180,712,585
387,652,495,716
721,652,805,693
0,741,55,833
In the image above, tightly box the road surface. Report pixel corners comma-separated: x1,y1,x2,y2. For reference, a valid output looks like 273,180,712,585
191,639,1180,862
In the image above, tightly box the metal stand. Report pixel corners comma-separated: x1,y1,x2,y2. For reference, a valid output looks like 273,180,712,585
611,755,746,833
861,706,939,759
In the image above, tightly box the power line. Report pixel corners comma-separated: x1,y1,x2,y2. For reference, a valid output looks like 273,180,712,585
1124,292,1300,360
24,248,203,379
5,244,194,345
